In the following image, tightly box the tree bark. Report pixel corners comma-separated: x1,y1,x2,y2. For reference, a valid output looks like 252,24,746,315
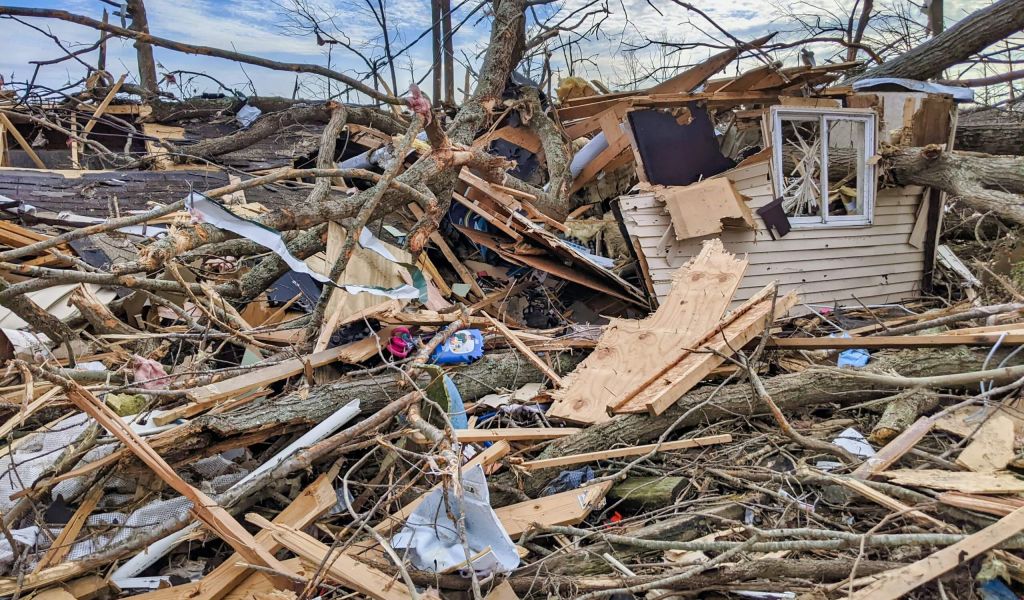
492,347,1024,501
154,349,584,463
955,107,1024,156
174,103,404,160
883,145,1024,226
854,0,1024,81
126,0,158,96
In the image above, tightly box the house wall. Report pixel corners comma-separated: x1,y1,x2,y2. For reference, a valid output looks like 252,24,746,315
620,158,930,310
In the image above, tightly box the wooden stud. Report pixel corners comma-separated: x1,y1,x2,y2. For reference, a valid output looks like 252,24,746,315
484,312,564,387
518,434,732,472
0,113,46,169
848,503,1024,599
81,74,126,137
248,514,412,600
33,482,104,572
852,416,935,479
407,202,484,298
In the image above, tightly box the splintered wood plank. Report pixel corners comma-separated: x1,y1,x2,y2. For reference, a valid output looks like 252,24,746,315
167,337,385,424
547,240,746,425
63,382,297,589
249,514,411,600
957,413,1015,472
853,416,935,479
408,202,484,298
613,286,798,416
133,475,337,600
33,482,103,571
484,312,564,386
649,33,774,95
879,469,1024,493
518,434,732,472
848,503,1024,599
496,481,614,536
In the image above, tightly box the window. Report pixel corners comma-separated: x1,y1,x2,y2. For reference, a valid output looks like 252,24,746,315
770,107,877,227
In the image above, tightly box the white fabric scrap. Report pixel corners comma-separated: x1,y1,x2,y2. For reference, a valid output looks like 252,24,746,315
391,464,520,576
0,526,39,569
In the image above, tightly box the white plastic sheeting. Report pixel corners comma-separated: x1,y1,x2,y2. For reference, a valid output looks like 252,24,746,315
392,464,520,576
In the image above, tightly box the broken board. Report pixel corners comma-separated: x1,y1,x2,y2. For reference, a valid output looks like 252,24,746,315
547,240,746,424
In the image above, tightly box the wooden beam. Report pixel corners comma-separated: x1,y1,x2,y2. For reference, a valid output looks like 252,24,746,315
81,73,126,136
414,427,580,443
518,434,732,472
484,312,564,387
63,381,298,590
0,112,46,169
770,334,1024,349
92,476,337,600
848,504,1024,599
248,514,412,600
33,482,104,571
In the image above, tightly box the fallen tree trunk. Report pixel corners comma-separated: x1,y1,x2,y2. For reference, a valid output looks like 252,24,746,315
853,0,1024,81
884,145,1024,226
172,102,406,160
387,558,903,594
493,347,1024,501
155,349,584,464
955,107,1024,156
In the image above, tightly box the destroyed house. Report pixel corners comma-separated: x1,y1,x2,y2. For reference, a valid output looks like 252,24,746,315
615,90,959,311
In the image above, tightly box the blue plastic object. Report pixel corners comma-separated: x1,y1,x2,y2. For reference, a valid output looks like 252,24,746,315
443,374,469,429
838,348,871,368
431,329,485,365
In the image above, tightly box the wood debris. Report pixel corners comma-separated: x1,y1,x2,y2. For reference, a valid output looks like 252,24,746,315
0,1,1022,598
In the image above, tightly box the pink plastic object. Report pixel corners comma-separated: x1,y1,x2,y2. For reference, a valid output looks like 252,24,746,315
386,326,414,359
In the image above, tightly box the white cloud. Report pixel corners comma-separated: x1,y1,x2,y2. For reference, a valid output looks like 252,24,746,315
0,0,1007,99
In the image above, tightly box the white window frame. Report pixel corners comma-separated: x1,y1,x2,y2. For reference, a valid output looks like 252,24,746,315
770,106,878,228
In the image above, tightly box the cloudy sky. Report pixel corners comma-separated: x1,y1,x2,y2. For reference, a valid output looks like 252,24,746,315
0,0,993,102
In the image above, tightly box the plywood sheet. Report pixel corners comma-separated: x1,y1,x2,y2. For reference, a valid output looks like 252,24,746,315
547,240,746,424
880,469,1024,493
661,178,755,240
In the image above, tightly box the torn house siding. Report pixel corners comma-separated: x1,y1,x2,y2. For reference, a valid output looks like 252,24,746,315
620,157,932,311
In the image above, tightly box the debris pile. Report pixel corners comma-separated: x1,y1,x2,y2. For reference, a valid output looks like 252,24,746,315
2,2,1024,598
